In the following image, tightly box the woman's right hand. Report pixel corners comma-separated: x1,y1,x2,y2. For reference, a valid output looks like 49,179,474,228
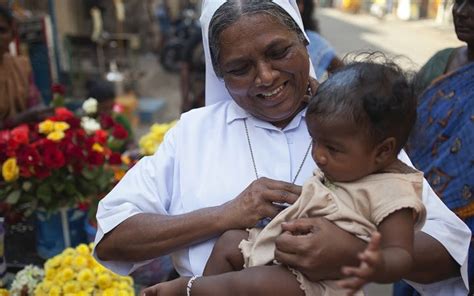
220,177,302,229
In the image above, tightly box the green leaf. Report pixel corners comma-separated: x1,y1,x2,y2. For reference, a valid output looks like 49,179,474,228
81,168,97,180
37,183,52,204
6,190,21,204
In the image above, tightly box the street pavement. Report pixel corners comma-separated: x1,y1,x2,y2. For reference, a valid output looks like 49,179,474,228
318,8,463,69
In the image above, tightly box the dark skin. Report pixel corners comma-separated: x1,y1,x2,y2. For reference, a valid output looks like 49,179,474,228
445,0,474,73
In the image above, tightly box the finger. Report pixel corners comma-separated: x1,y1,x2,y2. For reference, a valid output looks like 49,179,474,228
367,231,382,252
341,264,372,279
257,178,302,196
141,285,158,296
274,229,313,254
358,250,380,267
280,217,317,234
274,247,301,267
337,276,366,291
261,189,300,205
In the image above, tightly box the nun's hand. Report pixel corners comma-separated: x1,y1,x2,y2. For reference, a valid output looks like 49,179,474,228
274,217,366,282
220,177,301,229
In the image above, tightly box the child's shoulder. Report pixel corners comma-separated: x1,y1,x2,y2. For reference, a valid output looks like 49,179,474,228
380,159,419,175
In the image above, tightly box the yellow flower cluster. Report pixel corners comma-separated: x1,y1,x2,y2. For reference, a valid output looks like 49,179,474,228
1,157,19,182
38,119,70,142
138,121,176,156
35,244,134,296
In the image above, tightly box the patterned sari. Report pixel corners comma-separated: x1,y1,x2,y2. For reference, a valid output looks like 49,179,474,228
395,61,474,295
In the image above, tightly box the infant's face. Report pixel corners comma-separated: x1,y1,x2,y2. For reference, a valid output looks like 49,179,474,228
307,115,379,182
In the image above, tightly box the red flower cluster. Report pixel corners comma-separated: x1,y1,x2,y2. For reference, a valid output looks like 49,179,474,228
0,107,132,215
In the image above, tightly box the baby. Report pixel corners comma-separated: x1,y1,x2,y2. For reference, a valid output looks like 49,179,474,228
143,56,426,296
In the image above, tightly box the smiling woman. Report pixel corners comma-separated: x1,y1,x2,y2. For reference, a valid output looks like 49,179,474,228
93,1,471,296
217,14,310,127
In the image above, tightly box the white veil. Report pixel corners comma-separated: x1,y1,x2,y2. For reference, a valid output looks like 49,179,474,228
200,0,317,106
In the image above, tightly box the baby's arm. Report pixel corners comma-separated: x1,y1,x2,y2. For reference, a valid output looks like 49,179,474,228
338,208,415,294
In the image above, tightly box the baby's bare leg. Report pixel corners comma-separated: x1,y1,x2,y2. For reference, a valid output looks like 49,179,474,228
196,265,305,295
143,265,305,296
204,229,248,275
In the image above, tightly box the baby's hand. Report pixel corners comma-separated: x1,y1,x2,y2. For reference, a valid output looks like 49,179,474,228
337,231,383,295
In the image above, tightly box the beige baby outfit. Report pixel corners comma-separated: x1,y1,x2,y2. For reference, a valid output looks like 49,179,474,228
239,160,426,296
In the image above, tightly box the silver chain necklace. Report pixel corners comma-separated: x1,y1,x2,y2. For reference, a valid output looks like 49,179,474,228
243,119,312,184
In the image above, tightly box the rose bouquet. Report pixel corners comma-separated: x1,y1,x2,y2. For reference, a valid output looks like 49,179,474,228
0,103,131,218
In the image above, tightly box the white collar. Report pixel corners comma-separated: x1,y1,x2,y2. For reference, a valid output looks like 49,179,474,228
226,100,307,132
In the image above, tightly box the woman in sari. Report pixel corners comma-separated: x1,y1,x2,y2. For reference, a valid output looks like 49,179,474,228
394,0,473,294
0,5,51,129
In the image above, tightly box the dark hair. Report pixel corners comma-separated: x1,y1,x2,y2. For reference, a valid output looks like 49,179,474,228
86,79,116,103
0,5,14,26
296,0,319,32
208,0,306,78
307,53,416,153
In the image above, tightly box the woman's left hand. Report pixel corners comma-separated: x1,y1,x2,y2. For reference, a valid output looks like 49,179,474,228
274,217,366,282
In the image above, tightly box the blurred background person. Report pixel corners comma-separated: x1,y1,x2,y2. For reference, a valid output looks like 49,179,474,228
394,0,474,294
0,4,51,130
297,0,343,79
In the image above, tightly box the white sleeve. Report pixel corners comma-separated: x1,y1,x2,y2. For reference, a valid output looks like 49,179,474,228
92,124,179,275
398,150,471,294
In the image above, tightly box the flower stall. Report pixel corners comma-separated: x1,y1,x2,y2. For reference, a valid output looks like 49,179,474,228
0,100,133,259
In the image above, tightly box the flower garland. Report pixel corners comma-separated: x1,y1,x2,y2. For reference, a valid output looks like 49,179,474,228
34,243,134,295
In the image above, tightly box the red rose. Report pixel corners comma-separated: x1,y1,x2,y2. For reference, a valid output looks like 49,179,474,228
72,162,83,173
17,145,40,166
94,130,108,145
112,124,128,140
87,151,105,166
42,146,65,169
0,130,10,144
100,115,114,129
34,165,50,179
65,116,81,129
10,124,29,145
53,107,74,121
108,152,122,165
20,165,33,178
51,83,66,95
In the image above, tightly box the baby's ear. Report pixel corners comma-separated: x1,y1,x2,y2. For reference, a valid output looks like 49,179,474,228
375,137,396,164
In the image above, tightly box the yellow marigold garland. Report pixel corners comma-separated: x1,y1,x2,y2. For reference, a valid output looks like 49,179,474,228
35,243,134,295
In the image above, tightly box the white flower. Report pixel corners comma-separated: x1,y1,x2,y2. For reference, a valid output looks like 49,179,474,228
82,97,98,115
10,265,44,295
81,116,101,134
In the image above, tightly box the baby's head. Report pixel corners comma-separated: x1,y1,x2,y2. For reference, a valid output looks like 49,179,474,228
306,55,416,182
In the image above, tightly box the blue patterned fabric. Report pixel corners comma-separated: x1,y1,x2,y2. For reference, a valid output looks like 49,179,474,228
394,62,474,295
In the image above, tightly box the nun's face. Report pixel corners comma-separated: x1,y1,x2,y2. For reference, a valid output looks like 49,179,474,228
218,14,310,128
